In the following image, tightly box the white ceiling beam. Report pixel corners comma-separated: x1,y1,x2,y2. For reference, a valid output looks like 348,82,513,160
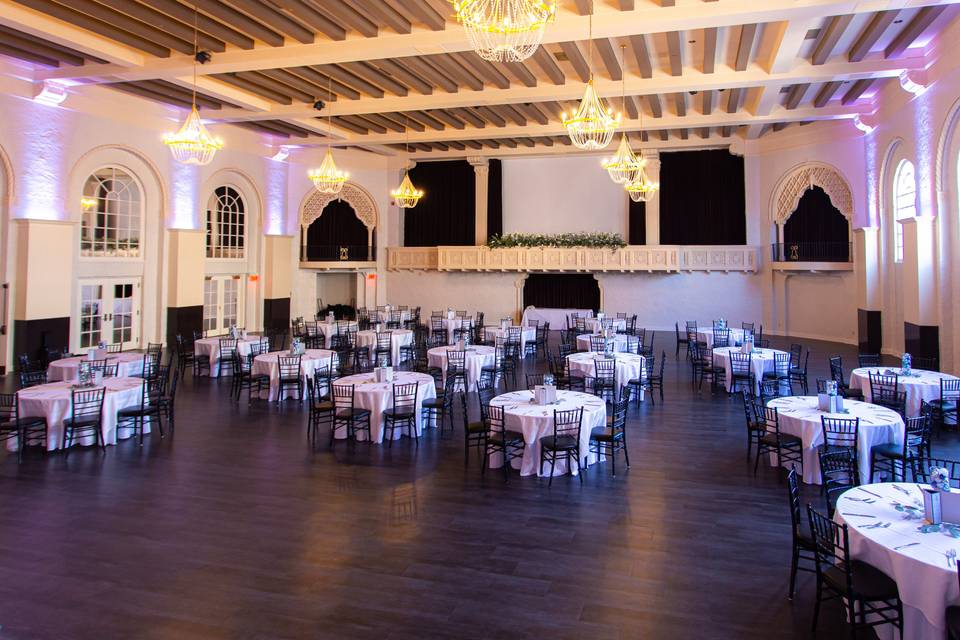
404,135,737,160
204,55,922,123
35,0,957,83
168,75,273,111
0,0,145,66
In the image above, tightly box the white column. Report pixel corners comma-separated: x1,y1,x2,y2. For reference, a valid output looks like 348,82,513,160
468,156,490,246
854,227,880,311
900,216,937,326
644,152,660,245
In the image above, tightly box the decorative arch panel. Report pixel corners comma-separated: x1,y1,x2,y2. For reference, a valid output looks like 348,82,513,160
300,182,378,230
772,162,853,224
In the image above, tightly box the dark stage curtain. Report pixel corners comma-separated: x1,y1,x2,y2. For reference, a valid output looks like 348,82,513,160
403,160,475,246
659,150,746,245
628,198,646,245
487,159,503,241
523,274,600,312
304,199,370,261
783,186,850,261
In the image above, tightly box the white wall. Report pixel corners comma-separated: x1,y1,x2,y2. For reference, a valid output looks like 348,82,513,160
316,273,355,308
502,156,628,235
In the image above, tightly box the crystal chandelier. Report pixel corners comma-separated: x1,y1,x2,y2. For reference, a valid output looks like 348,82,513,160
391,118,423,209
562,11,618,150
602,45,642,182
164,5,223,166
308,77,348,195
453,0,557,62
625,150,659,202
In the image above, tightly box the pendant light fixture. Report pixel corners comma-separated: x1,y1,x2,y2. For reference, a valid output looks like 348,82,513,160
602,45,643,183
391,118,423,209
624,127,659,203
453,0,557,62
562,4,618,150
308,77,348,194
163,4,223,166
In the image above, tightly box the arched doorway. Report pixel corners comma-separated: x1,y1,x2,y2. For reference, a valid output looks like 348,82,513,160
304,199,376,262
782,186,850,261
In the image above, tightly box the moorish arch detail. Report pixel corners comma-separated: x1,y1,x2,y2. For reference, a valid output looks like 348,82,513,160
771,162,853,223
300,181,378,230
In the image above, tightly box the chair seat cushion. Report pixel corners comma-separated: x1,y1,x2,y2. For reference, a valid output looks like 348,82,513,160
540,434,578,450
842,388,864,400
117,407,146,418
590,426,623,442
872,442,906,459
336,408,370,419
760,432,801,447
929,399,958,411
421,398,444,409
489,430,524,445
63,416,99,428
384,408,415,420
466,421,486,434
823,560,899,601
313,401,334,412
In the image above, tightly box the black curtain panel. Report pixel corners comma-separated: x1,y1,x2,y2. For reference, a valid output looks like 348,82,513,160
403,160,476,246
659,149,746,245
628,198,646,245
487,159,503,242
783,186,850,261
304,199,369,261
523,274,600,312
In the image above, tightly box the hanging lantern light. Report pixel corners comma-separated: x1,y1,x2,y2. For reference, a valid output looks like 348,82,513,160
562,11,618,150
164,5,223,166
391,117,423,209
307,77,349,195
453,0,557,62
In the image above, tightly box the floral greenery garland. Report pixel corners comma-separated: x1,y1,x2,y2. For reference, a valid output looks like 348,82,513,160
486,232,627,250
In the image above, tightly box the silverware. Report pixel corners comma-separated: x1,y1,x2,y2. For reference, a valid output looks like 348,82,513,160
947,549,957,567
859,488,884,499
894,542,919,551
892,484,913,496
840,512,877,518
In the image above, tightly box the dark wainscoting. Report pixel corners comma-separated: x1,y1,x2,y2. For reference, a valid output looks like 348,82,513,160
263,297,291,332
13,317,69,363
857,309,881,355
904,322,939,362
166,305,203,348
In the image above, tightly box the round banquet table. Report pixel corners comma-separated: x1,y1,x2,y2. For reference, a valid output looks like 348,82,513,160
835,483,960,640
332,372,436,443
766,396,905,485
47,352,147,382
488,389,607,476
427,345,495,392
483,326,535,352
13,378,146,451
696,326,747,348
355,329,413,367
584,318,626,333
713,346,787,395
850,367,959,417
566,352,646,397
313,321,359,347
251,349,339,401
429,317,472,345
575,333,634,353
370,309,411,324
194,335,262,377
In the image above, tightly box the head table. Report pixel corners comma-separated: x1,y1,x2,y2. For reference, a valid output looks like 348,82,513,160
766,396,904,485
835,483,960,640
332,371,436,444
47,352,147,382
251,349,338,401
13,378,145,451
488,389,606,476
849,367,959,417
427,345,495,392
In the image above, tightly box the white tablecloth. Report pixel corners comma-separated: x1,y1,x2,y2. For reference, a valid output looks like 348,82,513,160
47,352,147,382
584,318,627,334
696,327,747,348
766,396,905,485
483,326,535,352
194,336,262,377
521,307,592,330
333,372,436,443
566,352,645,397
488,389,606,476
836,483,960,640
713,347,786,395
576,333,634,353
314,321,359,346
850,367,958,417
355,329,413,367
427,345,495,392
370,309,411,324
14,378,145,450
429,317,473,345
251,349,338,401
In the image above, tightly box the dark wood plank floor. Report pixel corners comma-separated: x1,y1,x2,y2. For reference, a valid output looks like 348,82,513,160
0,334,953,639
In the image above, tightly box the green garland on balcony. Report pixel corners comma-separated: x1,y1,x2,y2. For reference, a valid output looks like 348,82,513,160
486,232,627,250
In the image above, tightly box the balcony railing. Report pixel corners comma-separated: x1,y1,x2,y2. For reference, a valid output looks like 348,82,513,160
771,242,852,263
300,245,376,262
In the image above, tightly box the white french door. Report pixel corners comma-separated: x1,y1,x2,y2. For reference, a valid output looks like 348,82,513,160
77,278,141,351
203,275,244,336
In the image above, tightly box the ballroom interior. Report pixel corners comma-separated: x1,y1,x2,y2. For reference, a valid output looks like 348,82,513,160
2,1,960,638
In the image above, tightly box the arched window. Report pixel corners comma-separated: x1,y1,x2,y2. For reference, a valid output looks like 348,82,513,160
893,159,917,263
80,167,142,257
207,186,245,259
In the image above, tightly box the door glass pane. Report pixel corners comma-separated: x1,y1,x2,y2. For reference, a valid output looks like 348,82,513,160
222,279,238,328
203,280,218,333
112,283,134,344
80,285,103,349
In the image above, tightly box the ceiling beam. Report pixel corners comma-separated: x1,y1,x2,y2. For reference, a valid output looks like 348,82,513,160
665,31,683,76
734,23,758,72
784,83,809,109
763,19,816,74
560,41,590,83
702,27,717,74
811,14,854,65
813,80,844,107
885,6,947,59
848,10,898,62
628,34,653,78
841,77,876,104
531,46,565,85
595,38,622,80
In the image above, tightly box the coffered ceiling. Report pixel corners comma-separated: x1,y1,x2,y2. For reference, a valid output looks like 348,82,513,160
0,0,956,157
